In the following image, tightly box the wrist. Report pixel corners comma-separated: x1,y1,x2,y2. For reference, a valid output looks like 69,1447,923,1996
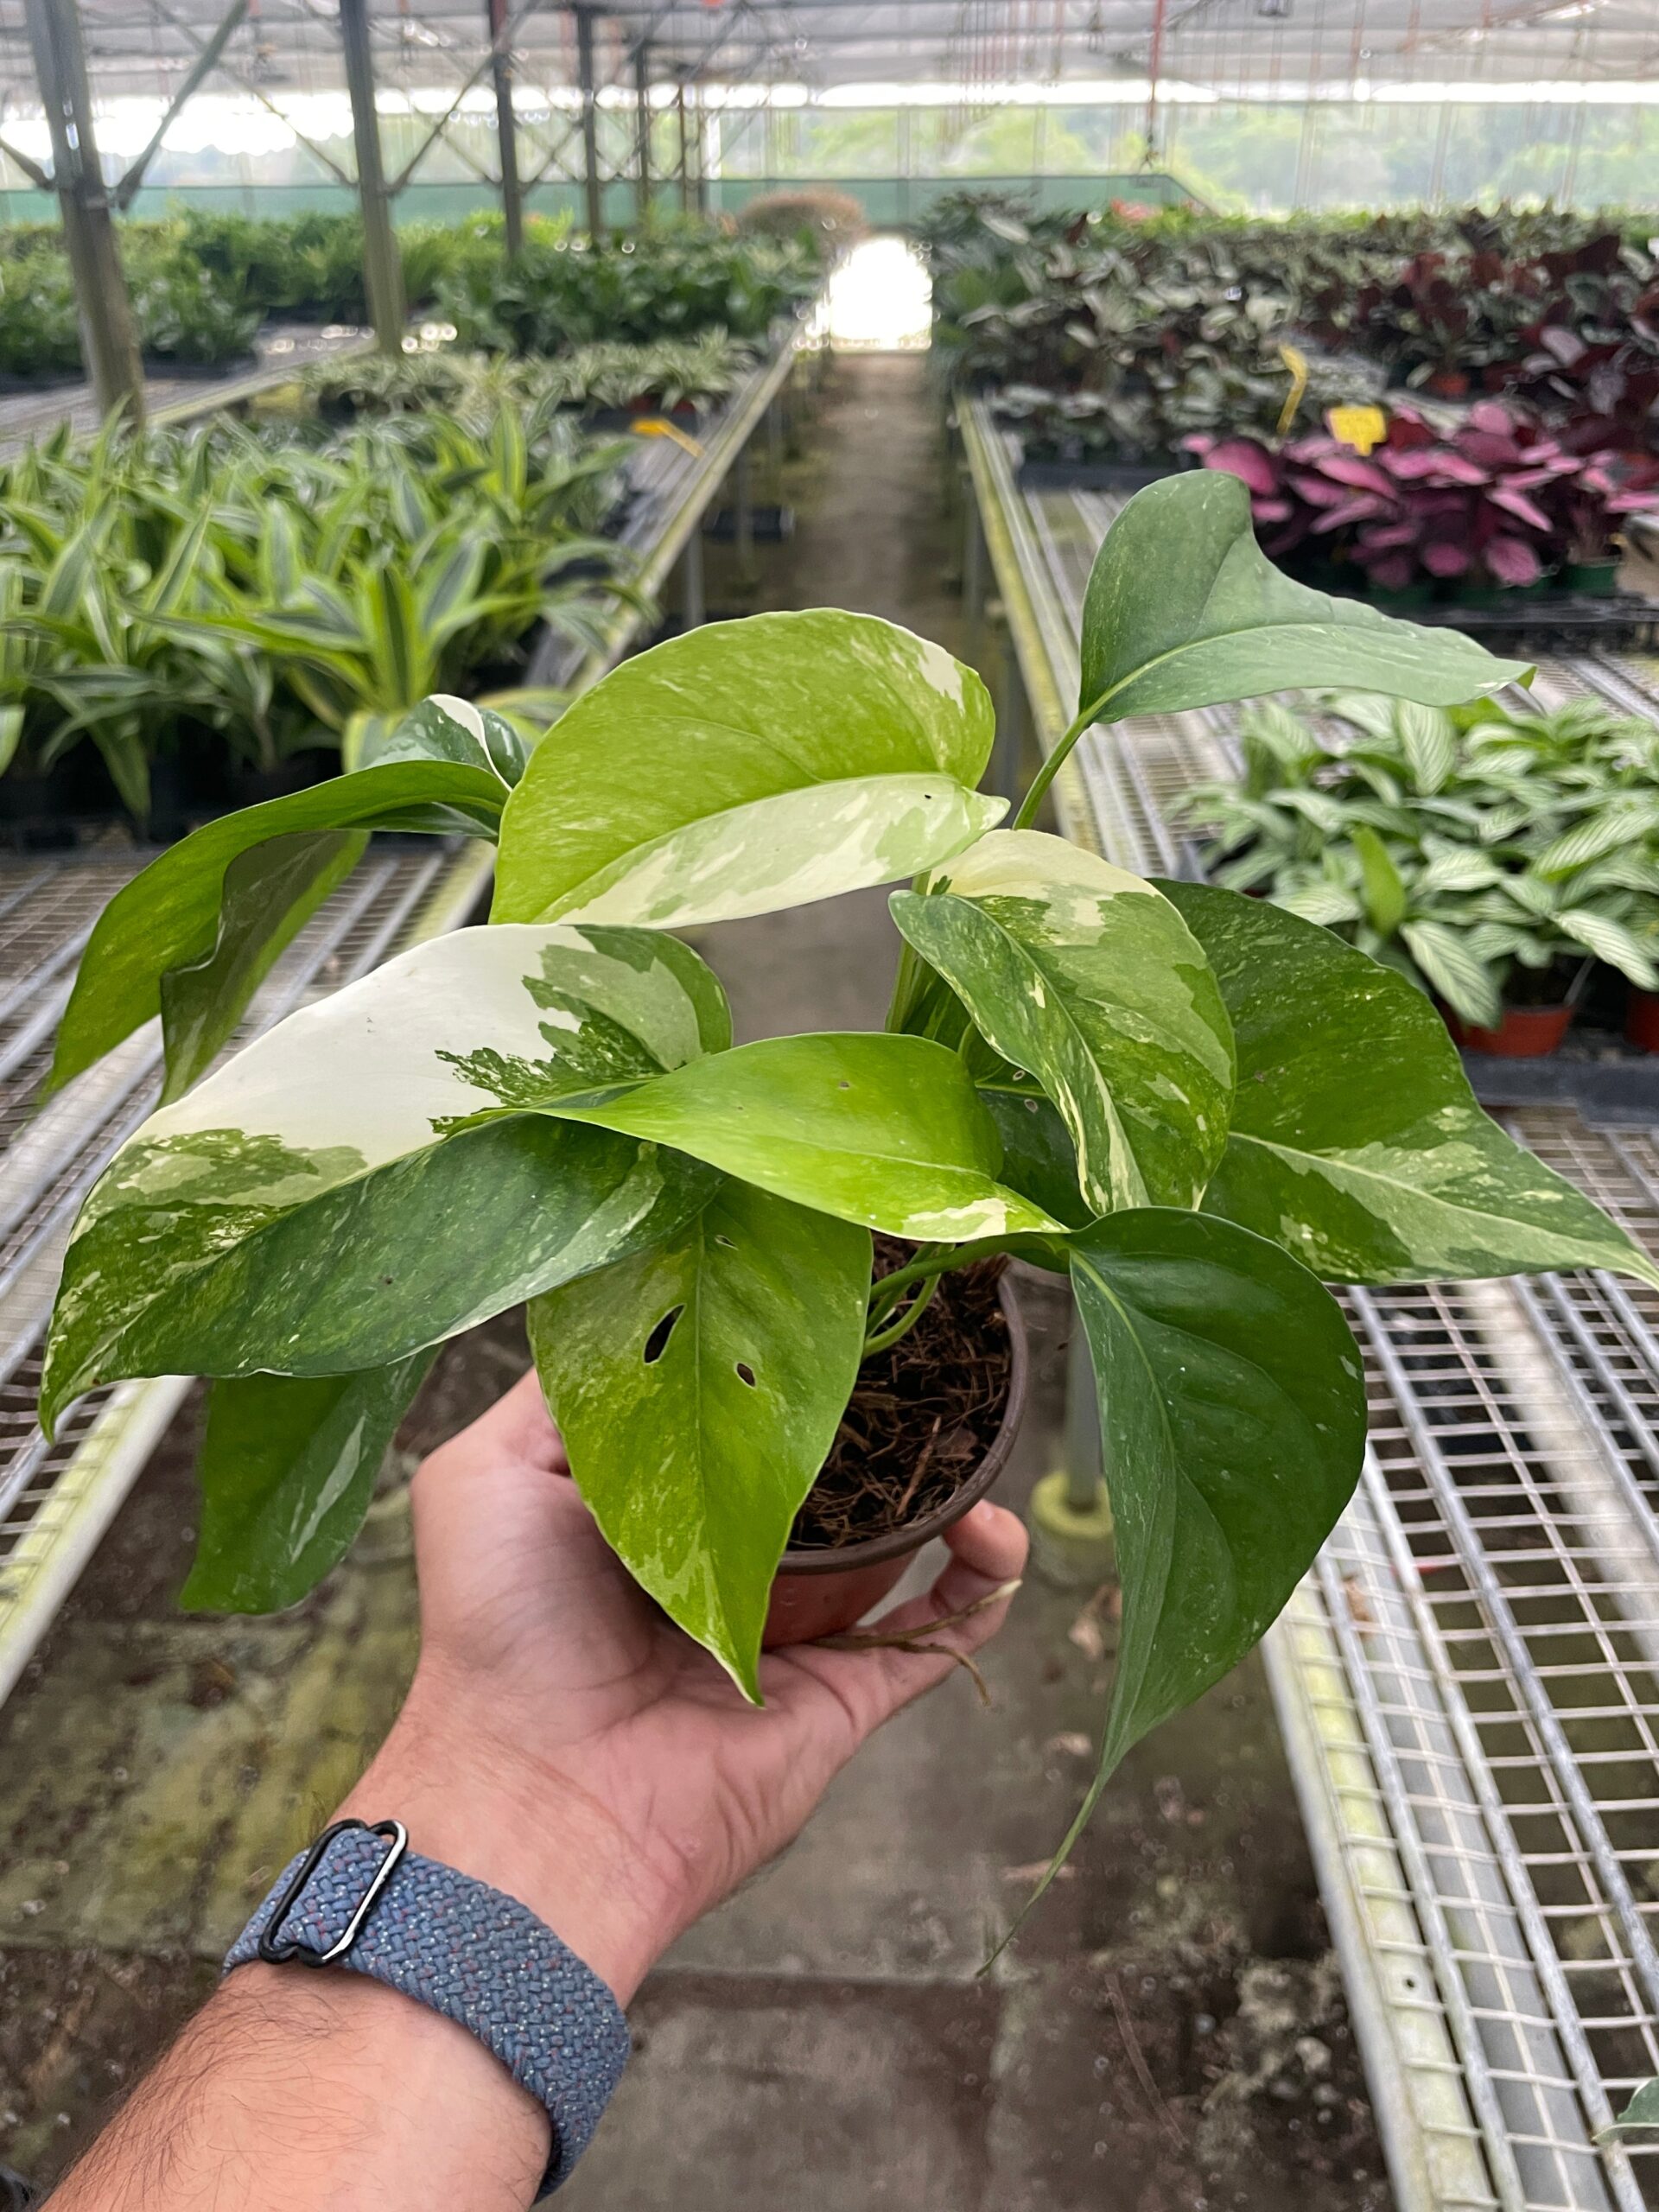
335,1679,679,2004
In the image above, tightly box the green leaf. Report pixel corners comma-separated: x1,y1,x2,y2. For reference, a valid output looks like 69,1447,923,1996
47,759,510,1096
1077,474,1529,727
493,609,1006,930
1601,2079,1659,2137
1033,1208,1364,1897
181,1357,433,1613
890,830,1234,1215
1398,918,1502,1028
356,691,518,780
530,1179,871,1699
1395,700,1456,796
1158,882,1659,1288
159,831,365,1103
1351,826,1408,938
547,1032,1065,1243
978,1089,1093,1234
1556,908,1659,989
41,924,728,1429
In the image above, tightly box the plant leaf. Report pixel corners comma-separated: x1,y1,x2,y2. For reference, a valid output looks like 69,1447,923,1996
41,924,729,1429
1350,825,1408,938
181,1357,433,1613
1028,1209,1364,1903
47,759,509,1096
1159,882,1659,1288
1395,700,1457,796
493,608,1005,929
546,1032,1065,1243
1601,2080,1659,2137
1398,918,1502,1027
1077,474,1529,727
530,1179,871,1699
890,830,1234,1214
159,831,365,1103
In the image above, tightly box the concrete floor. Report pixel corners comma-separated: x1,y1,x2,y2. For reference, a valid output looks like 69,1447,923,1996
0,353,1389,2209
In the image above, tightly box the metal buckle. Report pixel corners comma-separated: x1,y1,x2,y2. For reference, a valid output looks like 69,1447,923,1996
257,1817,409,1968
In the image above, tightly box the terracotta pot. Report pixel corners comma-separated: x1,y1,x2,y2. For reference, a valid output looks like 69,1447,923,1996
1446,1002,1575,1058
1627,989,1659,1053
761,1279,1029,1649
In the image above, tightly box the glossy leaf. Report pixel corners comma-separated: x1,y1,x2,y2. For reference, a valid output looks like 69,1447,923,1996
1028,1208,1365,1904
891,830,1234,1214
1603,2080,1659,2136
158,830,365,1103
42,924,728,1429
978,1089,1093,1235
530,1180,871,1699
1077,473,1529,727
47,757,509,1096
357,690,533,785
548,1032,1065,1242
493,608,1006,929
1159,881,1659,1289
182,1356,433,1613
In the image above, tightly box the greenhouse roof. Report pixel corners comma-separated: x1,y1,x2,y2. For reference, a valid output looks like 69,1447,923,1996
0,0,1654,109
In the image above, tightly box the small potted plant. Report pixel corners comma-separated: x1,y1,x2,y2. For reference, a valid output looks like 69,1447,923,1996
41,475,1659,1889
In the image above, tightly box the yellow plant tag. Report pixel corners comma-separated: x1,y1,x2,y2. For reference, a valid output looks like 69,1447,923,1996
1327,404,1388,457
1275,344,1310,437
631,416,704,458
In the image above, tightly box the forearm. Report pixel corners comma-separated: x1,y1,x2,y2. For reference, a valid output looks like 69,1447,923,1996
49,1683,678,2212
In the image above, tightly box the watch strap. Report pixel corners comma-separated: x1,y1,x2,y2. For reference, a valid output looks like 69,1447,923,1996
225,1819,629,2196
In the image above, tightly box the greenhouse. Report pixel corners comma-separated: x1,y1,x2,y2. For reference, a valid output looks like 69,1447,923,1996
7,2,1659,2209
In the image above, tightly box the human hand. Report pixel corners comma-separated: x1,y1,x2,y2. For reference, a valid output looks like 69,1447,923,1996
340,1366,1027,2000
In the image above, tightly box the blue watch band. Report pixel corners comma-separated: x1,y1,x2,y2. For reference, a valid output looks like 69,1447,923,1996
224,1818,630,2196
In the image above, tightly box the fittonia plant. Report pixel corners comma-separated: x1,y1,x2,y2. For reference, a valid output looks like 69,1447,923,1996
39,474,1659,1873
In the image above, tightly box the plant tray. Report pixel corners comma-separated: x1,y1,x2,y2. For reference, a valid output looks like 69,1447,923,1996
1459,1041,1659,1122
703,504,794,543
1323,582,1659,651
1014,459,1179,493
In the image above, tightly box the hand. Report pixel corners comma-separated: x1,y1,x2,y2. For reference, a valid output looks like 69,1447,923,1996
341,1365,1027,2001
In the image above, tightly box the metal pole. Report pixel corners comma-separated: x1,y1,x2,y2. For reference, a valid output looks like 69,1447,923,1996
574,4,602,238
22,0,145,423
632,39,652,227
693,86,708,216
487,0,524,257
675,78,691,213
338,0,404,353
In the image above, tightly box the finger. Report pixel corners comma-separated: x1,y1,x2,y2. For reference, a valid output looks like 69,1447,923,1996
423,1364,567,1487
777,1502,1027,1739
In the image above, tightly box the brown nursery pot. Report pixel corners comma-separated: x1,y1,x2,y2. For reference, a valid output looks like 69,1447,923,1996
762,1278,1029,1649
1446,1002,1575,1058
1627,989,1659,1053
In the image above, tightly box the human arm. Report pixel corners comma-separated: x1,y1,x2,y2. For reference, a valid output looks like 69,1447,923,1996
48,1366,1027,2210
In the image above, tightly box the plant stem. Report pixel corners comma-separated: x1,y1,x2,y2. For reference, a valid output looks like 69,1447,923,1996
862,1273,939,1358
1010,704,1097,834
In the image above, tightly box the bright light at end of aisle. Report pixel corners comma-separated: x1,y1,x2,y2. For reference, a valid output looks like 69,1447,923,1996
813,238,931,352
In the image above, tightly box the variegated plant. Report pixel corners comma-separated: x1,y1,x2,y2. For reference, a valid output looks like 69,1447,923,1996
40,473,1659,1863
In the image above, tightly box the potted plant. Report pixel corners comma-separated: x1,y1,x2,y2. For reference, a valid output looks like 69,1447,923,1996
1178,690,1659,1058
41,474,1659,1891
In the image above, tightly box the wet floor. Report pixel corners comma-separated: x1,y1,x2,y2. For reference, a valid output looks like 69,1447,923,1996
0,351,1389,2210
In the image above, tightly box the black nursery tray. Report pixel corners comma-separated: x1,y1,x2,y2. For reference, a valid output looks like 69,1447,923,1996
703,503,794,543
1460,1035,1659,1123
1325,582,1659,652
1014,459,1180,493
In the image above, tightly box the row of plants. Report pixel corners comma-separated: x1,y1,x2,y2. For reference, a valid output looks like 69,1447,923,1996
0,211,822,383
1177,688,1659,1052
36,472,1659,1920
299,333,759,427
0,398,632,826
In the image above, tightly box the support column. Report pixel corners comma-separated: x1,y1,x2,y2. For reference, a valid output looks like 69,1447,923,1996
22,0,144,423
694,87,709,216
674,78,692,213
488,0,524,257
339,0,404,353
575,4,602,239
632,40,652,227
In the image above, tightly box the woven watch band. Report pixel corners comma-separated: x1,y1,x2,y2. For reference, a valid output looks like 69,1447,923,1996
224,1819,630,2196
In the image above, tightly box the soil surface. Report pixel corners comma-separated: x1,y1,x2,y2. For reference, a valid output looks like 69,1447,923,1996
0,350,1389,2211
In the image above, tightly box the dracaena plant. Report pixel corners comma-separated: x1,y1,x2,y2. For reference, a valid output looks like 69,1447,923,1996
40,473,1659,1889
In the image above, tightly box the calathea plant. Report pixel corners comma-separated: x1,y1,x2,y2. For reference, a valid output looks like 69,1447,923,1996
39,474,1659,1884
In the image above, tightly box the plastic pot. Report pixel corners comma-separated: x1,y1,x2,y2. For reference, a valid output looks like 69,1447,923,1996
1564,558,1620,598
1446,1002,1576,1058
762,1278,1029,1649
1366,582,1435,611
1627,990,1659,1053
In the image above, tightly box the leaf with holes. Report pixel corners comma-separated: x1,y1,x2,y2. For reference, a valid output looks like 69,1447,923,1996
545,1031,1065,1242
1158,881,1659,1289
493,609,1006,929
1019,1208,1365,1912
182,1356,434,1612
41,923,727,1432
1077,473,1528,728
891,830,1234,1214
529,1179,871,1698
